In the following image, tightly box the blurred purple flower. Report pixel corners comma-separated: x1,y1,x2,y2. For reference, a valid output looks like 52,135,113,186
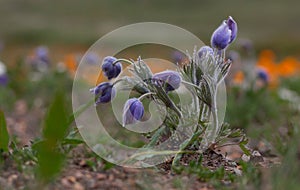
239,38,254,55
85,52,100,65
101,56,122,80
211,16,238,50
122,98,144,126
0,62,8,86
257,69,269,83
35,46,50,64
227,50,240,62
90,82,116,105
172,51,184,63
152,70,181,92
0,73,8,86
197,46,213,58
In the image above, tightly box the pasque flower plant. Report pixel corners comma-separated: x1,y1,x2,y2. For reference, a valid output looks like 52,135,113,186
88,16,247,168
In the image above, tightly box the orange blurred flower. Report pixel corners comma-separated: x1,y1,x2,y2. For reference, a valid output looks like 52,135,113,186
64,54,77,75
233,71,244,85
256,50,300,88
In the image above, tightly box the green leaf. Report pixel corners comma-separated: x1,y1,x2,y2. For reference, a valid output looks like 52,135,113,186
43,92,68,142
36,141,65,181
239,139,251,156
0,110,9,152
37,92,69,182
62,138,84,145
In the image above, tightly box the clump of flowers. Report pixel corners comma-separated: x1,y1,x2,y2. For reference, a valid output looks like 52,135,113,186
90,16,247,167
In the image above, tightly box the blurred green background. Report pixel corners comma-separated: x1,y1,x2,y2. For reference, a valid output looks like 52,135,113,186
0,0,299,54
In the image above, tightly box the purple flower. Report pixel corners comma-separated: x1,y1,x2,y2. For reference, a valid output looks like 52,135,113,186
257,69,269,83
85,52,100,65
0,62,8,86
0,73,8,86
90,82,116,105
211,16,238,50
35,46,49,64
122,98,144,126
197,46,213,58
172,51,184,63
152,71,181,92
101,56,122,80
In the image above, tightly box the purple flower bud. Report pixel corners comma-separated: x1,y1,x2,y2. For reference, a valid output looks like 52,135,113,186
122,98,144,126
152,71,181,92
197,46,213,58
211,16,238,50
257,69,269,83
90,82,116,105
101,56,122,80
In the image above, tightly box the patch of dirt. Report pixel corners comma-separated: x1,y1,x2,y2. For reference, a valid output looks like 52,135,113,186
0,100,281,190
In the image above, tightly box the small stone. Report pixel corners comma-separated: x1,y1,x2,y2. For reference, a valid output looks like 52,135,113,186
67,176,76,183
251,150,264,163
61,178,71,187
74,171,83,179
108,174,114,181
87,179,96,188
97,173,106,180
7,174,18,185
241,154,250,162
85,174,92,179
73,182,84,190
79,160,86,167
233,168,242,176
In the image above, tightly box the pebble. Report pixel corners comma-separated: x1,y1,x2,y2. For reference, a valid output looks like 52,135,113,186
96,173,107,180
73,182,84,190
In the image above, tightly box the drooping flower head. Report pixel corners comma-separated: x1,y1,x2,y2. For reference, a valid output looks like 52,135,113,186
197,46,213,58
122,98,144,126
152,70,181,92
90,82,116,105
211,16,238,50
101,56,122,80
